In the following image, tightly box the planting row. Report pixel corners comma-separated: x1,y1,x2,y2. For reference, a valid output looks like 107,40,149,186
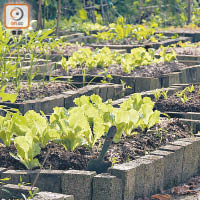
0,93,161,170
1,84,200,199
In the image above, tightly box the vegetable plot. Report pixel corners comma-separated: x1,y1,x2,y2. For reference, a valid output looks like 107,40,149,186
61,46,177,75
0,94,160,169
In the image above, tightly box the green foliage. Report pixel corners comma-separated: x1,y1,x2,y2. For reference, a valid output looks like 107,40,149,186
93,19,163,44
62,46,176,75
0,94,160,169
0,86,17,103
159,46,177,63
78,8,88,21
13,132,41,170
50,107,91,151
0,113,14,147
62,47,115,71
176,85,194,103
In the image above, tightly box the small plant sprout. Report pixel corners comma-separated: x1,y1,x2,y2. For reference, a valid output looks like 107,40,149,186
153,89,161,101
176,85,194,103
187,85,194,93
180,93,190,104
110,156,120,166
160,89,168,100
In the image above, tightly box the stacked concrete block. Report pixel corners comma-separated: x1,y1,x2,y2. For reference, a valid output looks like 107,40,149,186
62,170,96,200
92,173,122,200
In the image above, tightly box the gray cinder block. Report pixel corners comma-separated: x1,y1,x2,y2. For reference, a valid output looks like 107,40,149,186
92,173,122,200
142,154,164,194
109,162,136,200
159,144,184,186
134,158,155,198
62,170,96,200
180,137,200,173
170,140,198,182
29,170,64,193
151,146,183,189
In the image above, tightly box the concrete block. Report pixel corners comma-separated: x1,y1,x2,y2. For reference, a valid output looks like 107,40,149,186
151,148,183,189
134,158,155,198
62,170,96,200
40,99,51,114
33,192,74,200
161,72,181,88
170,140,198,182
134,77,160,92
32,100,42,113
180,137,200,172
98,85,108,101
49,95,65,112
185,66,198,83
159,144,184,186
179,68,187,83
114,85,124,99
111,75,122,84
92,173,122,200
142,154,164,194
91,85,100,95
108,162,136,200
23,102,34,114
195,65,200,82
106,85,115,100
63,91,79,109
179,119,200,133
29,170,64,193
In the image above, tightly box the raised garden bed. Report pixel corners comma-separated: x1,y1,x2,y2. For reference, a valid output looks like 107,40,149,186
0,118,191,171
53,60,200,95
153,84,200,131
0,83,123,115
0,117,200,199
157,45,200,66
157,29,200,42
1,88,200,200
86,37,191,53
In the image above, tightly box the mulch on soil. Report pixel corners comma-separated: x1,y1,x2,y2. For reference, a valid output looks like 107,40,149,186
157,46,200,56
3,81,75,103
20,44,93,57
172,47,200,56
0,118,191,170
53,61,186,78
154,84,200,112
89,35,167,45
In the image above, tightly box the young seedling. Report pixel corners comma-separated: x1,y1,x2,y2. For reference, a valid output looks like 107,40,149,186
161,89,168,100
153,89,161,101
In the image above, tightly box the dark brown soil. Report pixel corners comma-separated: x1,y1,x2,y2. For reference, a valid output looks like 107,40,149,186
90,35,167,45
155,84,200,112
3,81,75,103
157,46,200,56
20,44,93,57
0,118,191,170
49,45,93,56
173,47,200,56
53,61,186,78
